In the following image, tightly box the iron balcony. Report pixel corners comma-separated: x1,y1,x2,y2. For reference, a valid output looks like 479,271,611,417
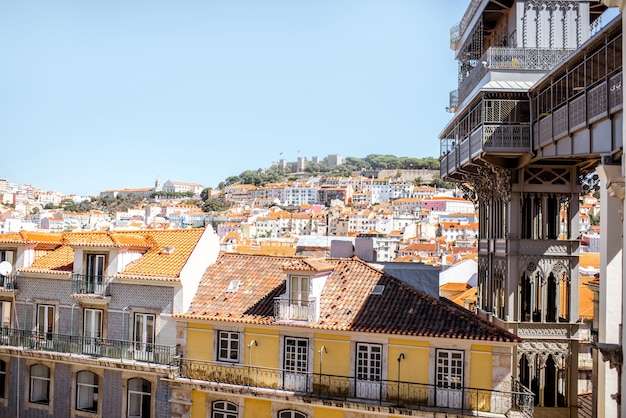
180,358,534,417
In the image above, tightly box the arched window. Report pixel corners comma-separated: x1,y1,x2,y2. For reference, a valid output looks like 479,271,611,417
212,400,238,418
30,364,50,404
127,378,151,418
76,371,98,412
278,410,307,418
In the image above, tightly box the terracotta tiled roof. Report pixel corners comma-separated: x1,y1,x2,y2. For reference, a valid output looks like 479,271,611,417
20,245,74,275
115,229,205,280
181,254,518,342
440,282,471,292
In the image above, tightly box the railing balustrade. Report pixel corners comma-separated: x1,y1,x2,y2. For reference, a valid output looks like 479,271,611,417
0,273,17,290
458,47,575,106
0,327,176,365
71,274,110,296
274,298,316,322
179,358,534,417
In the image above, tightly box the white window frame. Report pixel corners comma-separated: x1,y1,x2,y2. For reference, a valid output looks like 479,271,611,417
436,349,464,389
127,378,151,418
278,410,307,418
30,364,50,405
212,400,238,418
76,370,98,413
289,276,309,303
217,331,240,363
0,301,10,328
356,342,382,381
83,308,103,339
284,337,308,373
36,304,55,336
133,313,155,351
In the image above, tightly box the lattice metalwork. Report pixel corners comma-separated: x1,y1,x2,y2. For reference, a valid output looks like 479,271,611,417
483,125,531,149
568,95,586,128
587,83,607,120
609,73,623,110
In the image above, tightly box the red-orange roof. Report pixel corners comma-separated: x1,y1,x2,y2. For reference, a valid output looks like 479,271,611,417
180,253,518,342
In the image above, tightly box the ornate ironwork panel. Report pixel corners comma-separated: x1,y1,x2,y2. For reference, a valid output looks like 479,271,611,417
552,106,568,138
538,116,552,145
587,82,607,122
609,72,623,110
483,125,531,149
569,95,586,128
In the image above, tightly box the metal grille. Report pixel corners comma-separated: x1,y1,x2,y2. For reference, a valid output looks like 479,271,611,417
587,83,607,121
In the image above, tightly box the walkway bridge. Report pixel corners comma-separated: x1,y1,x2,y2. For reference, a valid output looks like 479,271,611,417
440,17,623,180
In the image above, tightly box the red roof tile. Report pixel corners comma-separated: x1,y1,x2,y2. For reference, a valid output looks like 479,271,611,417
181,254,518,342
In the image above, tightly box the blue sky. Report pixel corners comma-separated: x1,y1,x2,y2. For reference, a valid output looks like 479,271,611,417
2,1,488,195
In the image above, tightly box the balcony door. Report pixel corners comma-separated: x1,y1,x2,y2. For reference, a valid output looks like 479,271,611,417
289,276,310,320
356,343,382,400
283,337,308,391
86,254,105,293
436,349,464,409
83,309,103,355
134,313,155,361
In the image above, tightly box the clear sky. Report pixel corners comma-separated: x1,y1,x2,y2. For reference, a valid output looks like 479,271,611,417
1,1,480,195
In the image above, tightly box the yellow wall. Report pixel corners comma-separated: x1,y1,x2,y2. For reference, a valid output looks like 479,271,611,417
388,339,429,383
314,406,343,417
243,398,271,418
190,390,206,418
245,327,279,368
469,344,493,389
313,333,351,376
186,323,213,360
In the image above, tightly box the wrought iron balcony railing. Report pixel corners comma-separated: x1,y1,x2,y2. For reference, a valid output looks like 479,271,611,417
274,298,316,322
0,327,176,366
0,273,17,290
458,47,575,107
180,358,534,417
71,274,110,296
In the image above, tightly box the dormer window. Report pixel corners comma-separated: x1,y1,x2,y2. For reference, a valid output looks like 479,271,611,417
290,276,310,303
73,253,110,297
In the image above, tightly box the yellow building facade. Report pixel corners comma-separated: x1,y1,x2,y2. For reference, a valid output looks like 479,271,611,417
168,253,532,418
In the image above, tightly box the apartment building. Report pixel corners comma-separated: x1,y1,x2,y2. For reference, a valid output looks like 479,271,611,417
0,227,219,417
170,253,533,418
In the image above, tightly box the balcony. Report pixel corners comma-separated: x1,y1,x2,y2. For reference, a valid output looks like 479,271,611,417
0,273,17,293
0,327,176,366
71,274,110,297
458,47,575,107
274,298,316,322
440,124,531,179
179,358,534,417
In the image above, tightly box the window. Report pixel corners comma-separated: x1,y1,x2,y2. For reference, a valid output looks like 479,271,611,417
356,343,382,381
86,254,106,293
284,337,308,373
0,301,10,328
127,378,151,418
37,305,55,337
134,313,155,352
218,331,240,362
436,350,464,389
278,410,306,418
84,309,103,339
30,364,50,404
289,276,309,303
0,360,6,398
0,250,14,265
76,371,98,412
212,400,238,418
